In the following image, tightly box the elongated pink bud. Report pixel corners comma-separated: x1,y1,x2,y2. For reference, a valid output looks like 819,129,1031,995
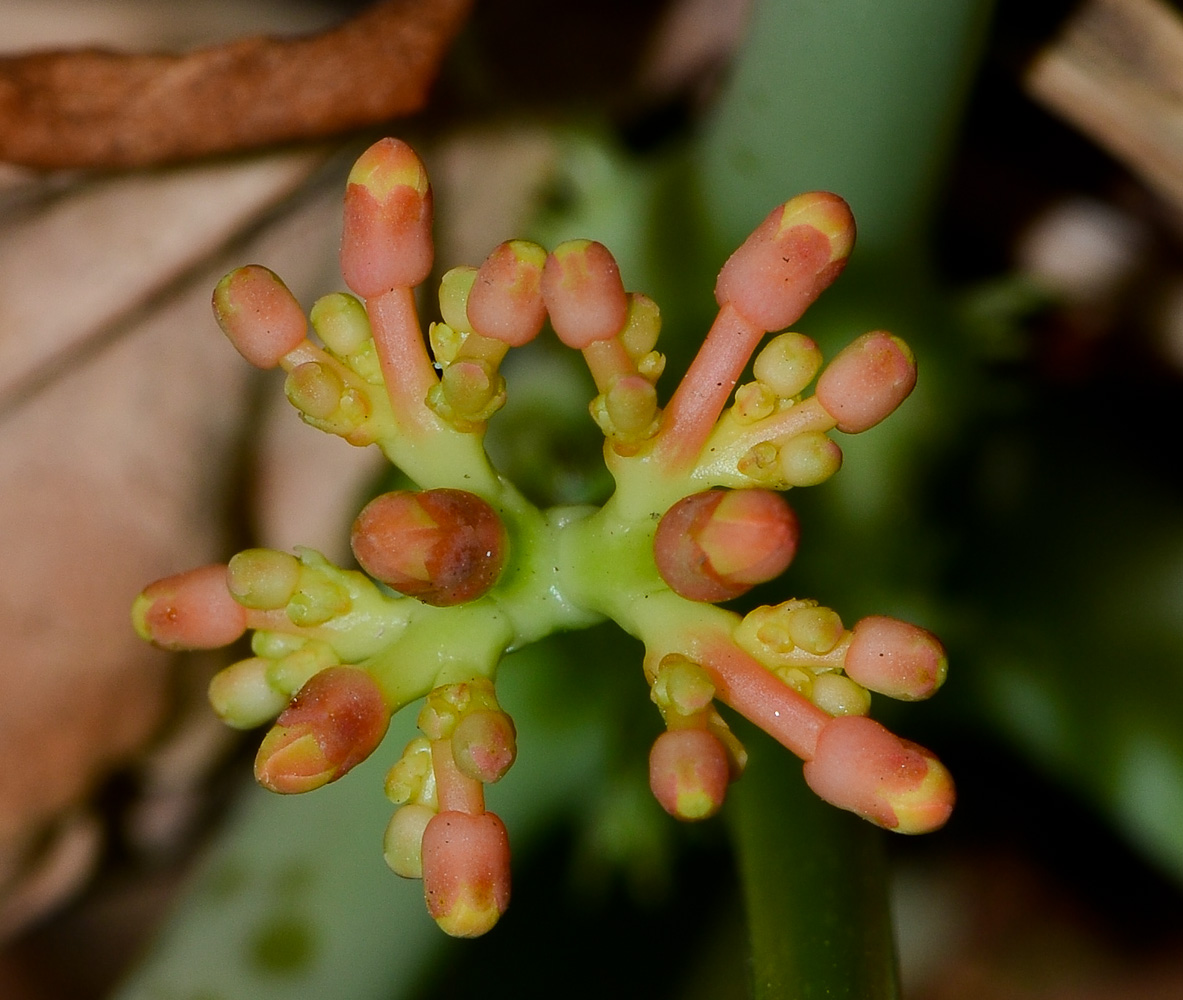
654,489,799,602
467,240,548,346
212,265,307,369
351,489,508,607
649,728,730,820
422,810,511,937
715,192,855,332
132,564,246,650
340,138,434,296
255,666,390,794
802,715,954,834
844,616,947,700
815,331,916,433
541,240,629,348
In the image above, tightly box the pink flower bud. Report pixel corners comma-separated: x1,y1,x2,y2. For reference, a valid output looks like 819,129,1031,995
132,564,246,650
422,810,511,937
654,489,799,602
351,489,508,607
212,265,307,369
451,709,517,784
254,666,390,794
466,240,548,346
340,138,434,296
649,728,730,820
541,240,629,348
814,331,916,433
844,616,947,700
802,715,954,834
715,192,855,332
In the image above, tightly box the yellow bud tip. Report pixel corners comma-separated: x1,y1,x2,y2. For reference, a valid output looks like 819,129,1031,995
346,136,429,200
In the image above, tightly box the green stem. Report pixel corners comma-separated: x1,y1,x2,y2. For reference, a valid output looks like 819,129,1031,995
728,724,899,1000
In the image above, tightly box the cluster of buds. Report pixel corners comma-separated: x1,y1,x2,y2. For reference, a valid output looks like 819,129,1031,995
133,138,953,937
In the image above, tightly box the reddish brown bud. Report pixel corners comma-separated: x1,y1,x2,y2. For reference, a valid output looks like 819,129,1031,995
212,265,307,369
654,489,799,602
802,715,954,834
814,331,916,433
715,192,855,332
649,728,730,820
844,616,947,700
254,666,390,794
422,810,511,937
466,240,548,346
132,564,246,650
340,138,434,296
541,240,629,348
351,489,508,607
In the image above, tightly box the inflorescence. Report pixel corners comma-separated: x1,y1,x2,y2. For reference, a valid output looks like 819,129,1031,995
133,138,953,937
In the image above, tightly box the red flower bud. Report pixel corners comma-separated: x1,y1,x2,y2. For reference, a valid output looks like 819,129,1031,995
815,331,916,433
466,240,548,346
212,265,307,369
654,489,799,602
340,138,434,296
649,728,730,820
715,192,855,332
255,666,390,794
351,489,508,607
802,715,954,834
132,564,246,650
844,616,947,700
422,810,511,937
541,240,629,348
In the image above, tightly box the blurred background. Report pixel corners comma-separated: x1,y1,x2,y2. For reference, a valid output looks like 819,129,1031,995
1,1,1182,997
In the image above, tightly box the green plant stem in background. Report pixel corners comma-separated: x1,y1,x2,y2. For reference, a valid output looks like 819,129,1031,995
729,724,899,1000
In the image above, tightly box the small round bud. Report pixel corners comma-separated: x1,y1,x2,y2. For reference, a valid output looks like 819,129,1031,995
815,331,916,433
212,265,307,369
340,138,434,296
541,240,629,348
451,710,517,784
226,549,302,610
753,332,823,398
384,803,436,879
844,616,947,700
208,657,289,729
438,267,477,333
649,728,730,820
716,192,855,332
310,292,371,356
254,666,390,794
132,564,246,650
777,431,843,487
467,240,548,346
422,810,511,937
802,715,954,834
810,673,871,716
654,489,799,602
351,489,509,607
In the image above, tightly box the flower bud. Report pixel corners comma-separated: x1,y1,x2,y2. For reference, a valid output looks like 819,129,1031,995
654,489,799,602
438,267,477,333
212,265,307,369
340,138,434,296
649,728,730,820
810,672,871,716
815,331,916,433
384,803,436,879
422,810,511,937
541,240,628,348
618,292,662,361
208,657,289,729
310,292,371,357
753,332,823,398
715,192,855,332
451,709,517,784
777,431,843,487
351,489,508,607
844,616,947,700
254,666,390,794
132,564,246,650
467,239,548,346
226,549,302,610
802,715,954,834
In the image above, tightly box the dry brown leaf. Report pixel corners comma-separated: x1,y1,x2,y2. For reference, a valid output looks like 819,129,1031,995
0,0,472,168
